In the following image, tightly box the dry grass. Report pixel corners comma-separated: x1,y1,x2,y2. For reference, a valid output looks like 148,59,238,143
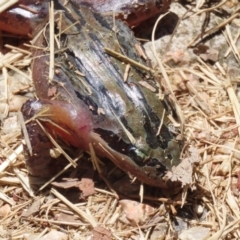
0,0,18,14
0,0,240,239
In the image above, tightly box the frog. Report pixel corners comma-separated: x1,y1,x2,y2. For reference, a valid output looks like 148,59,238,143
4,0,182,188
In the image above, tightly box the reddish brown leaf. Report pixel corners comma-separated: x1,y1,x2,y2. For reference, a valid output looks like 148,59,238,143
91,226,112,240
51,178,80,189
21,198,41,217
79,178,95,197
119,199,155,226
56,212,82,224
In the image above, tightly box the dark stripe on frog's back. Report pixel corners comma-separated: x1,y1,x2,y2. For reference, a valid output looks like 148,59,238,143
92,11,113,31
59,3,173,150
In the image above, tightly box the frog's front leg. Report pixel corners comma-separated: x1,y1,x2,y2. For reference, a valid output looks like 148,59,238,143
22,97,94,174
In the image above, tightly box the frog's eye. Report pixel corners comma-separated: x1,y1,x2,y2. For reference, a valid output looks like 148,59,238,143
128,146,148,164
